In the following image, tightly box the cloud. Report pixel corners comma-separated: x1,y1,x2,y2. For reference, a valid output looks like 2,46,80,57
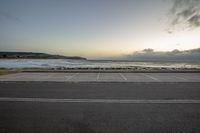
0,10,20,22
188,14,200,27
123,48,200,62
168,0,200,31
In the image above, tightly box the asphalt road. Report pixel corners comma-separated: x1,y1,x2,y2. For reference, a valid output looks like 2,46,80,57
0,82,200,133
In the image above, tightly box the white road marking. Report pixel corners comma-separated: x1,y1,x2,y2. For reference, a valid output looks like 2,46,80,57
141,73,160,81
1,73,200,82
65,73,79,81
0,97,200,104
119,73,127,81
175,76,188,81
97,73,100,81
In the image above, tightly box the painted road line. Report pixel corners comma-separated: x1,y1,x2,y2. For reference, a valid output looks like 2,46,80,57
42,73,55,80
0,97,200,104
141,73,160,81
175,76,189,81
119,73,127,81
97,73,100,81
65,73,79,81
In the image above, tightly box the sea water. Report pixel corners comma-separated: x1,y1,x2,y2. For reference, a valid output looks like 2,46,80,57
0,59,200,69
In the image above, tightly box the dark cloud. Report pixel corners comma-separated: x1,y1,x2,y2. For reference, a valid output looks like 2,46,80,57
142,48,154,53
123,48,200,62
168,0,200,31
0,11,20,22
188,14,200,26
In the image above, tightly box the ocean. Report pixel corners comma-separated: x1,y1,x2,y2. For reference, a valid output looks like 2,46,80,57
0,59,200,69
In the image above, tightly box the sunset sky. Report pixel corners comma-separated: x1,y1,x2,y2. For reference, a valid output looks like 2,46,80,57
1,0,200,59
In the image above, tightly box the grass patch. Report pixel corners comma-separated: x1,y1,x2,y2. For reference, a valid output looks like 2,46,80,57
0,69,18,76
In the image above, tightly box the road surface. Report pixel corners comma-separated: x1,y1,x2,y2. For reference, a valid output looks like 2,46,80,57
0,80,200,133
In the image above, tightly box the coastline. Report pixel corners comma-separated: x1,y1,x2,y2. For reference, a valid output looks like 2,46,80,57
1,59,200,73
3,67,200,73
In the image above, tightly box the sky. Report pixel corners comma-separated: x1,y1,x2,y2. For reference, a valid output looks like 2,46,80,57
0,0,200,59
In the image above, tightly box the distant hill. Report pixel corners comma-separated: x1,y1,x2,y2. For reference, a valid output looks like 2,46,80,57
0,52,87,60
